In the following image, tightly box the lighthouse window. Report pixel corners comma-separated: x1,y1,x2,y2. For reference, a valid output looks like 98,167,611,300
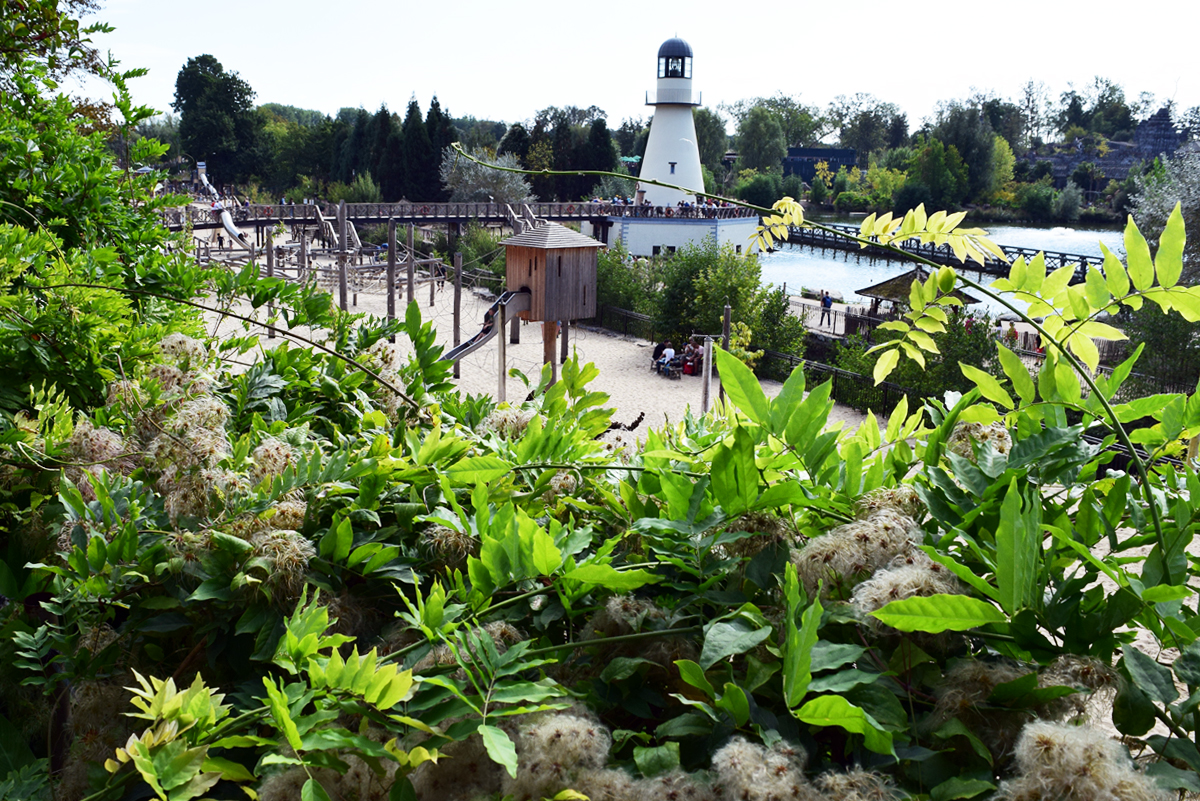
669,162,676,174
666,57,684,78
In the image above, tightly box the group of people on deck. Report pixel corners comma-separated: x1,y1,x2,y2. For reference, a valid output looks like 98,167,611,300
652,338,704,375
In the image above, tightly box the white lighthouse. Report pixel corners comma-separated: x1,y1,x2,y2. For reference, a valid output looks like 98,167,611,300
638,37,704,206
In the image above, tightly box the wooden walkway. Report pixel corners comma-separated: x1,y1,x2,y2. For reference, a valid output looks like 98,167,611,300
163,200,758,231
788,222,1103,280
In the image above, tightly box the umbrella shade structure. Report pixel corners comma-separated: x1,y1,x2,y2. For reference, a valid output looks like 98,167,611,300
855,267,981,317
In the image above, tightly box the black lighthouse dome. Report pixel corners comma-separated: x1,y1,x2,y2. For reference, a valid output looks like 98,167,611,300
657,37,693,79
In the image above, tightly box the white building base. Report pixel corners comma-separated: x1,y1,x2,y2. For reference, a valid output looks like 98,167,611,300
591,216,761,258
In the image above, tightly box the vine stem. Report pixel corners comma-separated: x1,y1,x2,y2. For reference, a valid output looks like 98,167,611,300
523,626,705,659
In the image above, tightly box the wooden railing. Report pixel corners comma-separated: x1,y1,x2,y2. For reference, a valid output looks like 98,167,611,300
787,222,1104,278
163,200,759,230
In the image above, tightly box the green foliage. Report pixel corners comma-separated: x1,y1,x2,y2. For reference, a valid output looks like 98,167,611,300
11,52,1200,797
735,106,786,175
734,172,782,208
173,54,265,183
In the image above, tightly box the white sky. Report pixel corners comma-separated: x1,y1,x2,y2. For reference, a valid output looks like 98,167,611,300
79,0,1199,133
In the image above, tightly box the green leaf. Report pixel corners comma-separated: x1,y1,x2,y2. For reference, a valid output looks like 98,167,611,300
795,695,893,755
715,348,769,425
930,777,996,801
445,456,512,485
1124,645,1178,704
600,657,654,683
711,426,759,517
633,742,680,778
808,669,878,693
783,565,822,708
302,778,334,801
1126,216,1154,290
713,683,751,727
871,594,1006,633
996,480,1039,614
1156,203,1185,288
700,618,773,670
997,345,1034,405
562,563,658,591
1147,761,1200,792
810,641,866,673
1101,243,1130,298
1173,640,1200,686
675,660,716,698
959,364,1013,410
1113,682,1156,736
873,347,900,385
479,724,518,778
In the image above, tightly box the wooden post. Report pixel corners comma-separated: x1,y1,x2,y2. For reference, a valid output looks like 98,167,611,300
387,219,397,343
299,233,308,283
497,301,507,403
337,201,348,311
510,315,520,344
429,262,436,307
701,337,713,415
406,224,415,303
266,241,275,339
543,321,557,385
453,252,462,379
560,319,569,366
719,304,731,404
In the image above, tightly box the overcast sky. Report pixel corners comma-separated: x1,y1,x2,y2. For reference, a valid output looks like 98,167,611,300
79,0,1197,133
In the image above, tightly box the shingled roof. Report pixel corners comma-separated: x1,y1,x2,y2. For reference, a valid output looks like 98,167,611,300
500,222,604,250
856,267,981,305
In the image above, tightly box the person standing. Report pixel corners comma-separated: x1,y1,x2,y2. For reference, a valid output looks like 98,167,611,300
819,291,833,327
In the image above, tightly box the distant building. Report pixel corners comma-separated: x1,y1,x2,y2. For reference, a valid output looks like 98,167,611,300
782,147,857,184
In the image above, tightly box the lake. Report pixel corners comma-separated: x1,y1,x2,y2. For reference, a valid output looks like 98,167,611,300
760,220,1125,316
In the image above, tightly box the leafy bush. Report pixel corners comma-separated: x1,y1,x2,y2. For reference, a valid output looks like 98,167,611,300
833,190,871,212
1018,181,1056,221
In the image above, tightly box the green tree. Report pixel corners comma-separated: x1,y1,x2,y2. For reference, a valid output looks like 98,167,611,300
907,136,968,208
1132,149,1200,281
497,121,531,163
736,172,782,207
828,93,908,167
722,93,825,146
439,145,533,205
991,135,1015,195
931,101,996,202
401,97,436,200
736,106,786,174
172,54,263,182
693,107,728,175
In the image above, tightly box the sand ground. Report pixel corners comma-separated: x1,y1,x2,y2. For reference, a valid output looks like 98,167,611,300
203,239,875,438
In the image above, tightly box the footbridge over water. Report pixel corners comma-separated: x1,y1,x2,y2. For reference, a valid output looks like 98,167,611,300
788,222,1105,281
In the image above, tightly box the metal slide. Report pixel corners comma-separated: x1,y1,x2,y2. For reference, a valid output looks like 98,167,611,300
198,173,254,252
439,289,531,363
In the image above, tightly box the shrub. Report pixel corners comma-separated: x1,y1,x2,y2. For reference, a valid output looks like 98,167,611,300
834,190,871,212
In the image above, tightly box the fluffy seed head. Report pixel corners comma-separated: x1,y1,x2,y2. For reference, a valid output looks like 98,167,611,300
814,768,903,801
948,421,1013,461
791,510,923,597
996,721,1170,801
158,333,208,365
851,550,963,625
250,529,316,603
480,405,534,439
853,485,924,520
711,736,820,801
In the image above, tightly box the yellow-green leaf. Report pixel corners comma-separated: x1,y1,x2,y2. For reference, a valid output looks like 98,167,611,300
1066,285,1090,321
900,341,926,369
874,348,900,385
1126,216,1154,290
1054,360,1082,404
1084,267,1110,310
960,363,1013,409
871,594,1006,632
1023,253,1046,294
1068,331,1100,373
997,346,1035,405
1101,244,1129,298
1042,264,1075,302
907,329,939,354
1156,202,1186,288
